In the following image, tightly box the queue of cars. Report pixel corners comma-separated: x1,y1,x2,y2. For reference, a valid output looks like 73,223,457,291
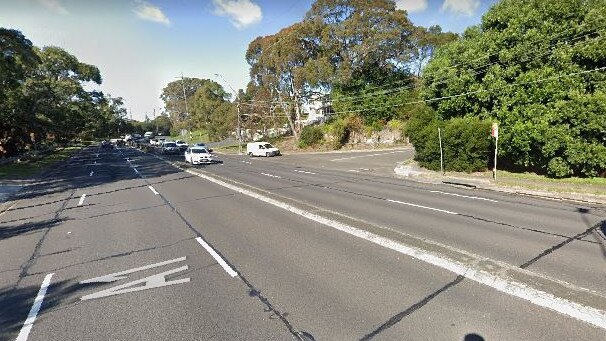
101,135,282,166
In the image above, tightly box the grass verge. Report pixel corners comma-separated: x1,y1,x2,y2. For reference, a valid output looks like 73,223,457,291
0,147,80,180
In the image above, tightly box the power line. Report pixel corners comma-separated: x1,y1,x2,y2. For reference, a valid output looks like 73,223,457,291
330,25,606,104
327,66,606,115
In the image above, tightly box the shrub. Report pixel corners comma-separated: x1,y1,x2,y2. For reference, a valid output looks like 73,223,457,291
298,125,325,148
407,110,492,173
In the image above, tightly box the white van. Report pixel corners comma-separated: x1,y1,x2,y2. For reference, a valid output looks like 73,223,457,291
246,142,281,157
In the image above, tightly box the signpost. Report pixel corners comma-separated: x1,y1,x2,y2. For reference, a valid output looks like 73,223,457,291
491,123,499,181
438,127,444,175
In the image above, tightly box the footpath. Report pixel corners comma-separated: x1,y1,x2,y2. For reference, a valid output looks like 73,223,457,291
395,161,606,205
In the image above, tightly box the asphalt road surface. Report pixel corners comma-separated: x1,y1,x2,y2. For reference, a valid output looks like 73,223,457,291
1,146,605,341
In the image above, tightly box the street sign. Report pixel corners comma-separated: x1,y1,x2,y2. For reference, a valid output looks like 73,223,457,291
491,123,499,138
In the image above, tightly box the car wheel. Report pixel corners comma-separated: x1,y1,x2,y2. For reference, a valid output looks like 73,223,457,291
248,152,253,157
265,152,270,157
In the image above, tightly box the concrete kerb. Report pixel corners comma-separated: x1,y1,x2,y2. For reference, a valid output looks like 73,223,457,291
394,164,606,206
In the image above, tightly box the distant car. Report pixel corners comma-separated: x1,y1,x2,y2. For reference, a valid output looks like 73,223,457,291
144,131,154,138
246,142,280,157
193,142,207,147
101,140,113,149
184,146,219,165
161,141,180,154
175,140,188,151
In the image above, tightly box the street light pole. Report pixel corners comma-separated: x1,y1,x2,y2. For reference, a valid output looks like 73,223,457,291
214,73,242,155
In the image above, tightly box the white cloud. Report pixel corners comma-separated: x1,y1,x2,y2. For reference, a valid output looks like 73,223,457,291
212,0,262,29
395,0,428,13
441,0,480,16
36,0,68,15
134,0,170,26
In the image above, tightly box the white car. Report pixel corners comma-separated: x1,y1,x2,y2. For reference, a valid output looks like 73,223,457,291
246,142,281,157
184,146,219,165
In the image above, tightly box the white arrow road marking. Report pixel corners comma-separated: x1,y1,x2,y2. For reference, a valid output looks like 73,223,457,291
16,273,54,341
77,194,86,206
80,257,187,284
89,171,94,176
429,190,498,203
195,237,238,277
134,168,140,175
148,185,159,195
80,266,189,301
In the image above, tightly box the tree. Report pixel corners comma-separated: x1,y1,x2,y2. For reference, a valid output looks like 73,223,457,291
160,78,206,132
421,0,606,177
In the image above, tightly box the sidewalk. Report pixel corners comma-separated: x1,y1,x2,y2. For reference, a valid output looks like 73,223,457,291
394,161,606,205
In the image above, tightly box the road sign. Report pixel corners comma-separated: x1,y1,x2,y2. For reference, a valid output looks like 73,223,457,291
491,123,499,138
80,257,190,301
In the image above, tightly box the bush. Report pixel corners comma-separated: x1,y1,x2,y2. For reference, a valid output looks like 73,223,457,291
407,110,492,172
298,125,325,148
442,117,492,172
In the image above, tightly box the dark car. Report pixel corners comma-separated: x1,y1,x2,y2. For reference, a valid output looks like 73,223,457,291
101,140,114,149
161,141,180,154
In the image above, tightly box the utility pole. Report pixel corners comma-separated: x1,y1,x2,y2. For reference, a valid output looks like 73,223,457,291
153,109,157,134
214,73,242,155
177,73,191,139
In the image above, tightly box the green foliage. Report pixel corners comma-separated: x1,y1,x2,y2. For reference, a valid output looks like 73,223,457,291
421,0,606,177
0,28,126,156
407,109,492,172
298,125,325,148
325,115,363,149
442,117,492,172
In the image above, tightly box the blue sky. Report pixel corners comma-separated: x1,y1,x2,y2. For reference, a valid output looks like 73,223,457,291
0,0,498,121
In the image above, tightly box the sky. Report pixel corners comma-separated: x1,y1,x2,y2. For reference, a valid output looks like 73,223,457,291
0,0,499,121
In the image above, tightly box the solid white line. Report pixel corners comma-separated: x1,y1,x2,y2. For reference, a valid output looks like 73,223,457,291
185,168,606,330
148,186,159,195
261,172,281,179
77,194,86,206
430,190,498,203
195,237,238,277
331,151,402,162
16,273,54,341
294,170,317,175
386,199,459,215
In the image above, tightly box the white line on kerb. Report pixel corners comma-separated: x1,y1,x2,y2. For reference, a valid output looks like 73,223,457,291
184,169,606,330
331,151,402,162
16,273,54,341
261,172,281,179
430,190,498,203
148,185,159,195
195,237,238,277
77,194,86,206
386,199,459,215
294,170,317,175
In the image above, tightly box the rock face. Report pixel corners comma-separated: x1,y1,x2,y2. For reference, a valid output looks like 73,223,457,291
349,128,403,145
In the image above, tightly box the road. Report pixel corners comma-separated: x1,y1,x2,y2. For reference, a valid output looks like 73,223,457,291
1,146,605,341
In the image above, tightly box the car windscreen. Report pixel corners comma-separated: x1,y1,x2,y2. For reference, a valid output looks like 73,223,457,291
191,149,207,154
163,143,177,147
263,143,273,148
